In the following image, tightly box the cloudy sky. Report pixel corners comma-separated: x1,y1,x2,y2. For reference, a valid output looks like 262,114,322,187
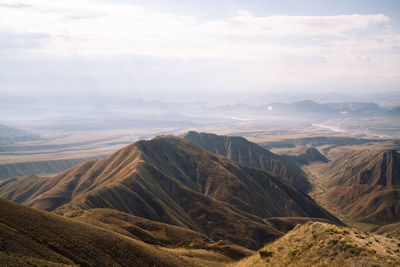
0,0,399,100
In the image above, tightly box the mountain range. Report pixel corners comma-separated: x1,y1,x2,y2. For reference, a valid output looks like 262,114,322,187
0,133,339,250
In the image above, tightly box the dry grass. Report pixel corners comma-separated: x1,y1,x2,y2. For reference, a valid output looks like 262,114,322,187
232,222,400,267
0,198,214,266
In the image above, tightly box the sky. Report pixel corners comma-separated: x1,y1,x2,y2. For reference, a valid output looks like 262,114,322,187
0,0,399,101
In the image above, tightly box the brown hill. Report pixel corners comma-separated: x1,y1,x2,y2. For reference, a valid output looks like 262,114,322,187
68,208,211,248
0,135,338,249
67,208,254,261
234,221,400,267
296,147,328,164
0,198,206,266
181,131,311,191
279,147,328,166
321,149,400,224
374,222,400,239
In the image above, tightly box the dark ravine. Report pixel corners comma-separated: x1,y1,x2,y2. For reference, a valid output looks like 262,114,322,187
0,135,339,250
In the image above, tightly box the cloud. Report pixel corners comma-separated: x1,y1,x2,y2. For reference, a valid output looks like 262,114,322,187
0,3,31,8
0,32,49,50
0,0,398,95
0,0,393,58
200,13,390,37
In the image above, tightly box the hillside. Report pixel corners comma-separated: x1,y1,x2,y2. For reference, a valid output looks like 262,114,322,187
278,147,328,166
296,147,328,164
181,131,311,192
0,135,338,250
233,221,400,267
0,198,207,267
374,222,400,239
67,208,254,261
317,149,400,225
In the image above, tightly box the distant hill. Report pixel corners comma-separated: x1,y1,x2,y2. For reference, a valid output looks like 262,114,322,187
0,135,339,250
385,106,400,117
260,136,390,149
295,147,328,164
182,131,311,192
0,124,40,145
265,100,384,118
321,149,400,225
0,156,104,179
234,221,400,266
279,147,329,166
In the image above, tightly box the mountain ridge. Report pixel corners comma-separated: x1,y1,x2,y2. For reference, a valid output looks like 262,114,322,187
181,131,311,192
320,149,400,224
0,134,339,249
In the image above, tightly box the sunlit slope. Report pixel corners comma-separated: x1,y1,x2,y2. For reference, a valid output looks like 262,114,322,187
233,222,400,267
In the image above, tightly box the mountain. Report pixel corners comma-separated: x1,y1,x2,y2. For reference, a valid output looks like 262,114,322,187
181,131,311,192
260,136,390,149
0,198,205,266
264,100,384,118
234,221,400,266
292,100,334,114
326,102,383,115
0,135,338,250
386,106,400,117
278,147,329,166
66,208,254,261
295,147,328,164
0,156,104,179
374,222,400,239
321,149,400,224
0,124,40,145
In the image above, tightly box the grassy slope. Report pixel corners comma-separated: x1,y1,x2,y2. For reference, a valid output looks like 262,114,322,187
68,208,254,261
233,222,400,267
0,198,209,267
374,222,400,239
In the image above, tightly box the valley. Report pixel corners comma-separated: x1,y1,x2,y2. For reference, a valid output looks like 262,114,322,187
0,128,399,266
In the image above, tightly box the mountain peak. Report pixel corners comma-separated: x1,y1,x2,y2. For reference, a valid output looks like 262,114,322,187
299,147,329,163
